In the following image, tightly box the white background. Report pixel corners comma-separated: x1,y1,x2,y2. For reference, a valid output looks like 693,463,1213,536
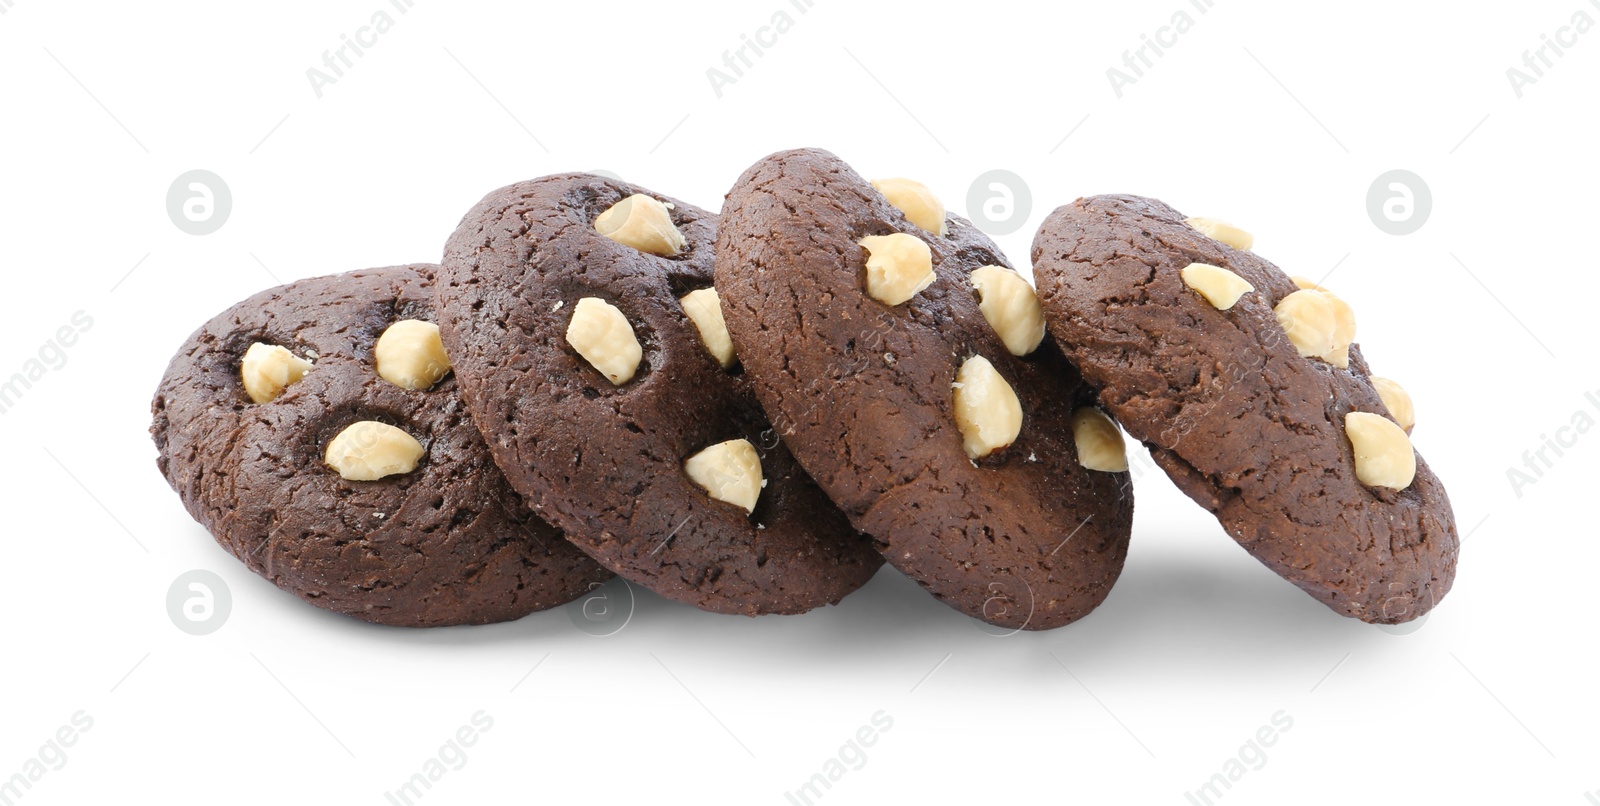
1,0,1595,803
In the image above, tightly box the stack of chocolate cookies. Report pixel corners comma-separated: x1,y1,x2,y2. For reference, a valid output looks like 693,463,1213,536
151,148,1458,630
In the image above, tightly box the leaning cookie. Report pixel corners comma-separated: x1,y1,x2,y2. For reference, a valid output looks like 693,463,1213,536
434,175,883,616
714,149,1134,631
1032,195,1457,624
151,266,612,627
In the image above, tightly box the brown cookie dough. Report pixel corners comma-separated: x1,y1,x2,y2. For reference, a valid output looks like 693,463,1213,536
714,149,1134,631
151,266,611,627
434,175,882,616
1032,194,1457,624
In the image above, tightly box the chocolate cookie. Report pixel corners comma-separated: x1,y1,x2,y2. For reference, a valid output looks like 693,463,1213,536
434,175,882,616
151,266,611,627
714,149,1134,631
1031,195,1457,624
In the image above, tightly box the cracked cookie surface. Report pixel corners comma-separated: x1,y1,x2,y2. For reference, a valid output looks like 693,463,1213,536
714,149,1134,631
1032,194,1457,624
151,266,611,627
435,175,882,616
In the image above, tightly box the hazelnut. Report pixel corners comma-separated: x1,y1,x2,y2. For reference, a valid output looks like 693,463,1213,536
241,342,313,404
684,439,763,514
953,355,1023,460
860,233,936,306
1274,290,1336,360
1345,412,1416,491
1282,281,1355,366
566,297,643,385
1370,377,1415,434
1324,292,1357,369
374,320,452,391
971,265,1046,356
679,288,736,369
1180,263,1255,310
325,421,425,481
1185,217,1254,250
594,194,687,257
1274,289,1353,368
1070,407,1128,472
871,178,948,235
